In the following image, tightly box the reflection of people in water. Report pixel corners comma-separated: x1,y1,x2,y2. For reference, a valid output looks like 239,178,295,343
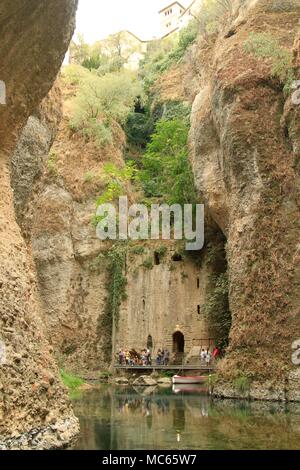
173,400,186,434
156,398,170,415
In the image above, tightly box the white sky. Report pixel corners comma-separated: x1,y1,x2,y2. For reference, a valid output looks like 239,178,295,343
75,0,191,43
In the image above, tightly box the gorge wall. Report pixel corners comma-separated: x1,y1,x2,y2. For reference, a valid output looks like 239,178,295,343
2,4,299,442
0,0,79,450
189,0,300,400
11,79,217,373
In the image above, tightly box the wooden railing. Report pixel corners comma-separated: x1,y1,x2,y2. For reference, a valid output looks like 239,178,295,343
191,338,216,349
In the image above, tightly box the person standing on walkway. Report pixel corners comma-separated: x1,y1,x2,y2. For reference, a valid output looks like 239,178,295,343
206,349,211,366
200,349,206,364
164,349,170,366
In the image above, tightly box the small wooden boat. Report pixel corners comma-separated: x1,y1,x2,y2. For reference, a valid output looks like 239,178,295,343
172,375,207,385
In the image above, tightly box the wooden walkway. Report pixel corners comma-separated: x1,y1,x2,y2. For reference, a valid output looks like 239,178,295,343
115,364,215,372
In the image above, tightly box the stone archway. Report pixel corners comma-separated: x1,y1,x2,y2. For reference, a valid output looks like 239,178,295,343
173,331,185,353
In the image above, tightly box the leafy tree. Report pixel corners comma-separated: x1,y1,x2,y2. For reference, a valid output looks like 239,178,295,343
139,20,199,91
69,34,91,66
196,0,233,38
125,110,155,147
62,64,92,86
70,70,142,145
139,119,197,206
96,162,138,207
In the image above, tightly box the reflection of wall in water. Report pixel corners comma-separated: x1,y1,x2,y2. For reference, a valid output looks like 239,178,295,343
72,389,300,450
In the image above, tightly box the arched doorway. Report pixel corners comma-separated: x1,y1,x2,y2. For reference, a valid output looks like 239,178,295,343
147,335,153,350
173,331,185,353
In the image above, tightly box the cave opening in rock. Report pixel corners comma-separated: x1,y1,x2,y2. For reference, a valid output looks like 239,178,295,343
154,251,160,265
173,331,185,354
172,253,183,262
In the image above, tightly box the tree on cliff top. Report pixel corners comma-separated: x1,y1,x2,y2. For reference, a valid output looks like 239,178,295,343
70,70,143,146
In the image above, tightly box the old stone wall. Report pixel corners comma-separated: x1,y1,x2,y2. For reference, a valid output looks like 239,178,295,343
118,245,212,357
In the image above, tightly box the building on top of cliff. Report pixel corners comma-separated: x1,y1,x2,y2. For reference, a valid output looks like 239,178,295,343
159,1,186,37
159,0,201,38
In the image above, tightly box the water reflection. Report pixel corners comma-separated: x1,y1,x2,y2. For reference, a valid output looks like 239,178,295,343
72,385,300,450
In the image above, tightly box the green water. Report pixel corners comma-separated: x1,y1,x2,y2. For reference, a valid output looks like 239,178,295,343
72,385,300,450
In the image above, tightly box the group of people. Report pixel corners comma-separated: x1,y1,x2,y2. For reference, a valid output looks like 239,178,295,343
118,345,220,367
118,347,171,367
118,348,152,366
155,349,170,366
200,347,220,366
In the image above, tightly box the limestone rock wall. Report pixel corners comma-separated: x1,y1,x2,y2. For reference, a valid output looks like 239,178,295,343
10,97,215,373
11,112,112,373
189,0,300,399
0,0,79,449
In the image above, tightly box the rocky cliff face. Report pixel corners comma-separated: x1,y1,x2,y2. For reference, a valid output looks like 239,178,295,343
10,79,215,374
0,0,79,449
9,75,135,373
189,0,300,400
3,0,299,421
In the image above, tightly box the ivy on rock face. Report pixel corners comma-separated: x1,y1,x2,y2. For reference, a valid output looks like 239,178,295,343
203,272,231,351
139,119,198,206
99,243,128,362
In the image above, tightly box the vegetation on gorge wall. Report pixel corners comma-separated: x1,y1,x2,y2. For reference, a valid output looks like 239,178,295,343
61,10,234,363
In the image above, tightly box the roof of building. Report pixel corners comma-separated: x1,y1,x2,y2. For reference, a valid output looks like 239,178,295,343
158,1,187,14
160,26,180,39
184,0,196,12
122,30,149,44
179,0,198,18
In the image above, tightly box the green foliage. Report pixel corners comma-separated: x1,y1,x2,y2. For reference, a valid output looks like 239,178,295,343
82,119,113,147
62,64,92,86
97,162,137,205
130,245,145,256
164,19,199,64
89,252,106,273
140,19,199,89
60,370,84,391
205,373,219,390
244,33,295,93
234,374,251,396
47,151,59,176
203,273,231,350
161,370,174,378
100,244,128,362
99,371,112,380
70,31,146,73
155,245,168,259
206,242,224,265
125,101,191,149
139,37,176,92
92,161,138,227
139,119,197,206
267,0,298,12
161,101,192,125
198,0,233,37
125,111,155,147
70,70,142,146
142,256,154,270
